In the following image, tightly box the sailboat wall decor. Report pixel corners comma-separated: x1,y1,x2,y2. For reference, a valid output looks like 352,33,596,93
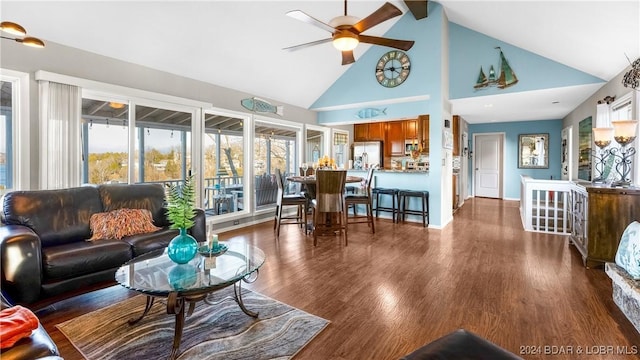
473,47,518,90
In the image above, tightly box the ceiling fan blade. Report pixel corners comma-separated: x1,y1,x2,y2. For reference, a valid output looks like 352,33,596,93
359,35,414,51
352,2,402,33
286,10,336,34
283,38,332,51
342,50,355,65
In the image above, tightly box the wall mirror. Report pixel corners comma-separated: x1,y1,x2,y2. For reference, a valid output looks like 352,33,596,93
518,133,549,168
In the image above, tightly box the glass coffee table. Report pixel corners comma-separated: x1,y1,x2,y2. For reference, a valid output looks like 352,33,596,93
115,242,265,359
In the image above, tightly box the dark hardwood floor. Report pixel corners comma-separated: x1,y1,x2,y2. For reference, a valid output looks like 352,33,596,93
37,198,640,359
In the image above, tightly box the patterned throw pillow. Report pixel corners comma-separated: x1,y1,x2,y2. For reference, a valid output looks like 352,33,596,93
615,221,640,280
89,208,161,241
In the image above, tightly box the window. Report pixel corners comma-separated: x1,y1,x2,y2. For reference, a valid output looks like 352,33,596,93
81,95,196,188
203,110,246,215
305,126,327,163
0,70,29,192
134,104,192,184
82,97,129,184
332,130,349,168
254,119,300,209
0,80,14,191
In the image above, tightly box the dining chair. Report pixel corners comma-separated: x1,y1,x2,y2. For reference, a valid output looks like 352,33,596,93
311,170,347,246
344,167,375,233
274,168,308,237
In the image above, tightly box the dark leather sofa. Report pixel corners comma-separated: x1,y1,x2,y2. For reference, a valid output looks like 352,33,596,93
0,183,206,306
0,293,60,360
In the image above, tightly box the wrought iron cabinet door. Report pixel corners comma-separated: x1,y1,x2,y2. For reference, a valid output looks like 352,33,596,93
586,186,640,268
569,186,588,266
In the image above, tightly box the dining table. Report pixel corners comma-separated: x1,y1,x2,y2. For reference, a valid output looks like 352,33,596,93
286,174,364,199
286,173,364,235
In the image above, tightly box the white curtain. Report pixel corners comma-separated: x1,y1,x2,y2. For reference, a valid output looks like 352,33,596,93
39,81,82,189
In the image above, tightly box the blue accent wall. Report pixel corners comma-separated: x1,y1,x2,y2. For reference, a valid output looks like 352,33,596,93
449,23,604,99
312,2,446,121
469,120,563,199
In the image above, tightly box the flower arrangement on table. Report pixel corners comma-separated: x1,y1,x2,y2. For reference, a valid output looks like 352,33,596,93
317,155,337,169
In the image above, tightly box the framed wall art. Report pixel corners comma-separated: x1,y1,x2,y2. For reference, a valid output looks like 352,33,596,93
518,133,549,169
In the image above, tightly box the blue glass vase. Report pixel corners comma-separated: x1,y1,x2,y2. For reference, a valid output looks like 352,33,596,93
167,228,198,264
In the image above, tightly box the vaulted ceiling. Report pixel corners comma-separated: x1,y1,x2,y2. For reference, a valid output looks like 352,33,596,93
2,1,638,123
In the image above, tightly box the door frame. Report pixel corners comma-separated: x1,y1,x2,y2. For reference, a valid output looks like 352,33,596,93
472,132,505,198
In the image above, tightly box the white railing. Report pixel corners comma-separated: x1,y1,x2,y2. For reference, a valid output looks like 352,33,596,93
520,175,574,234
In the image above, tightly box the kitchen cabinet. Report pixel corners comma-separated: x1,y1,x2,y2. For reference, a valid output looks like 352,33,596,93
354,124,368,141
452,115,460,156
354,122,385,141
418,115,429,153
386,120,405,156
405,119,418,140
368,122,385,140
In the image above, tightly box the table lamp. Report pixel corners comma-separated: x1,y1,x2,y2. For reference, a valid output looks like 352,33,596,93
592,127,614,183
610,120,638,187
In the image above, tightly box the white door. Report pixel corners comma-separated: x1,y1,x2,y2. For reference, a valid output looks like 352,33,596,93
474,134,502,198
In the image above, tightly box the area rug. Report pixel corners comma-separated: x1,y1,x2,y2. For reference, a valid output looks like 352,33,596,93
56,287,329,359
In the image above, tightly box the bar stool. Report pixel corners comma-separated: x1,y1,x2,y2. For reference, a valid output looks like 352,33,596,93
372,188,399,223
398,190,429,227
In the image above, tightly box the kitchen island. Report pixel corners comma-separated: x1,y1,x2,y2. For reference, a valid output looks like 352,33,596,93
347,169,430,225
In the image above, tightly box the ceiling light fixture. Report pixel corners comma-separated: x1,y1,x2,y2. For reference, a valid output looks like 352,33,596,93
109,102,125,109
0,21,45,48
332,30,359,51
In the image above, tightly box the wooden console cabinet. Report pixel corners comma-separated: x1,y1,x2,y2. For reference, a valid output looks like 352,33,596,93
571,185,640,268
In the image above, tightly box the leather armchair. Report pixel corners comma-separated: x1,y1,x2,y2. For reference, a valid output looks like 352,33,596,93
0,293,59,360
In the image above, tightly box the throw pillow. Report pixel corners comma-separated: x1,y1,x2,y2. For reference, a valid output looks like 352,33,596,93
0,305,39,349
615,221,640,280
89,208,161,240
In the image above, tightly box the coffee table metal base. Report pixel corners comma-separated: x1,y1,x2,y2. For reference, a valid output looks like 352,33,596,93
127,272,259,360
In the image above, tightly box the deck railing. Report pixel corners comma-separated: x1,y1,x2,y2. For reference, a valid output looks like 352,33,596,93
520,175,574,234
146,173,296,216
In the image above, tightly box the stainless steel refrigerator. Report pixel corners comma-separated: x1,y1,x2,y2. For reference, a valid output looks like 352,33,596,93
352,141,383,169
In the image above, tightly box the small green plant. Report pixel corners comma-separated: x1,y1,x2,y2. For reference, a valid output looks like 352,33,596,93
165,174,196,230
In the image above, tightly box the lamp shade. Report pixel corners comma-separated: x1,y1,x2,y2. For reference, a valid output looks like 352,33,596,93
612,120,638,146
0,21,26,36
332,31,358,51
593,127,613,148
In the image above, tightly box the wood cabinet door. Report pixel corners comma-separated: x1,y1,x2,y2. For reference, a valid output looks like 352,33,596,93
404,119,418,140
587,188,640,265
452,115,460,156
387,121,404,156
368,122,385,141
354,124,368,141
419,115,429,153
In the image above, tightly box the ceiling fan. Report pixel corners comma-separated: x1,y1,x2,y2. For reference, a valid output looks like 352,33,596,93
284,0,414,65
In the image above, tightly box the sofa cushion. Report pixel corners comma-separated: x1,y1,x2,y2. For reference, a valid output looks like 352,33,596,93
98,183,170,228
1,187,103,247
89,208,161,240
42,240,131,281
121,228,179,257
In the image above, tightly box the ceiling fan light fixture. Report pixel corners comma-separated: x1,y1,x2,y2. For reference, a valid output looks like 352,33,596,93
0,21,26,36
333,31,359,51
19,36,45,48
